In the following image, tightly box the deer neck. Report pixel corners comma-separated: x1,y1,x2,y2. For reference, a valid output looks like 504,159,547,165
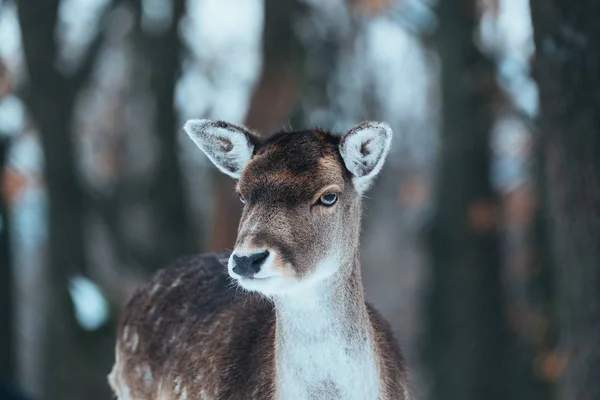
272,252,381,400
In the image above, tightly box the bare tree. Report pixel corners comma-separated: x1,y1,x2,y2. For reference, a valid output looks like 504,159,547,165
15,0,197,394
530,1,600,399
16,1,113,398
15,0,184,397
423,1,515,399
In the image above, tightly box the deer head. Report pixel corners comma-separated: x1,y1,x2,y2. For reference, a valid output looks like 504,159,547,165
184,119,392,296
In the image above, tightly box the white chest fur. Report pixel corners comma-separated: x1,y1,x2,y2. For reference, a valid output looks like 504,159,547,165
274,286,381,400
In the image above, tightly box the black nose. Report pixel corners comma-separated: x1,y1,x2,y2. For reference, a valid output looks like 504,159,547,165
232,251,270,277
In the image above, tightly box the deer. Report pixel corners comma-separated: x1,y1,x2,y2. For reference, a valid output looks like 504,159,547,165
108,119,411,399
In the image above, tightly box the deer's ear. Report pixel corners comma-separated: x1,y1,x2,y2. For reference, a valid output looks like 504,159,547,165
339,121,392,193
184,119,257,179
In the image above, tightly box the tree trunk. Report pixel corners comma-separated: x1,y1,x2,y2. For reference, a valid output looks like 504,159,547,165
423,1,514,399
208,0,304,251
17,2,87,282
530,2,600,398
141,0,196,268
0,137,14,386
17,1,115,398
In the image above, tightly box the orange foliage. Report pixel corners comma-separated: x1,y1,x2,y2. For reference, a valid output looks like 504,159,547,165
2,167,27,205
467,200,499,233
351,0,395,15
534,350,567,382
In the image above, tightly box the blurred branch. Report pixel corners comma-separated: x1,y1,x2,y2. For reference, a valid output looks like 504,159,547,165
69,11,110,93
83,181,170,276
19,0,116,102
15,0,62,84
84,185,143,268
50,0,197,275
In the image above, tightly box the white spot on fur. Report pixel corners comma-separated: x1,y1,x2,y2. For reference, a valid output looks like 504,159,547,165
129,331,139,351
108,348,133,400
143,364,153,388
174,376,182,394
403,382,411,400
339,121,392,193
196,370,204,382
170,276,182,289
122,325,129,341
184,119,254,179
121,383,132,400
249,220,259,233
149,282,161,296
181,387,188,400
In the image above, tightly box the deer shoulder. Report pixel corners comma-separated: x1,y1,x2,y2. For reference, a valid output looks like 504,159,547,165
109,252,276,399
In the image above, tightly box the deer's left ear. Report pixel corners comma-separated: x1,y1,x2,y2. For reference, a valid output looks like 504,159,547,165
339,121,392,193
184,119,257,179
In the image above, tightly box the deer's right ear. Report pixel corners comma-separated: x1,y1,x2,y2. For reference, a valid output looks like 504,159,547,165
339,121,392,194
184,119,256,179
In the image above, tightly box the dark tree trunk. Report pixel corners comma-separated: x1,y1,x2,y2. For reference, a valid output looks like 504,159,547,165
209,0,305,251
530,2,600,399
0,137,14,386
17,0,87,282
139,0,196,268
16,1,115,398
423,1,514,399
15,0,193,396
85,0,195,273
525,150,559,395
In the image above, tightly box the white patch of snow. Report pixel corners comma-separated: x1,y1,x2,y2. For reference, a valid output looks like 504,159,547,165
67,274,110,331
0,3,23,76
0,95,25,136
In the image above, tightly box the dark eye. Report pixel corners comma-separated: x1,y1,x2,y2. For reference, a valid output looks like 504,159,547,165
318,193,338,206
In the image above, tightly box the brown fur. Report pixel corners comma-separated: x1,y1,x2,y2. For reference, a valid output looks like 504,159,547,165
109,253,276,399
236,130,350,277
110,127,409,399
110,253,408,399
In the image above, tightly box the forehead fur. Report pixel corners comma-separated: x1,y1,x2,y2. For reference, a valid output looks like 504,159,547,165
238,129,349,203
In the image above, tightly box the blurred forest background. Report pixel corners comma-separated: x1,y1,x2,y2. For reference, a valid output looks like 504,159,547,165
0,0,598,399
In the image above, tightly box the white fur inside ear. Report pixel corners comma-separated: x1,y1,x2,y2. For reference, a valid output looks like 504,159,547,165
183,119,254,179
339,122,392,193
